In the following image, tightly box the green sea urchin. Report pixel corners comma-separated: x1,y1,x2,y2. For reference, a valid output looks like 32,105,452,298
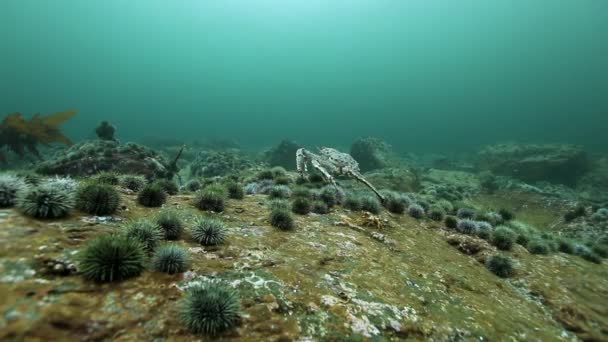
457,208,476,219
456,219,477,234
270,208,295,230
444,215,458,229
152,244,189,274
79,234,146,282
380,191,409,214
526,239,551,255
408,203,425,219
485,255,514,278
226,182,244,200
343,194,361,211
92,171,120,185
179,282,240,336
137,183,167,207
359,195,381,214
154,179,179,195
291,197,311,215
184,179,203,192
194,186,226,212
311,200,329,214
155,209,184,240
0,174,27,208
75,182,120,216
491,226,516,251
119,174,147,192
124,219,164,253
268,185,291,200
428,206,446,221
192,217,226,246
319,186,343,207
17,183,74,219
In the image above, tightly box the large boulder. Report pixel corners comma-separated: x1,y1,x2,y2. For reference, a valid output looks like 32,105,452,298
577,157,608,202
37,140,170,179
350,137,393,172
262,140,302,170
477,143,589,186
364,167,419,193
189,150,254,177
420,169,481,200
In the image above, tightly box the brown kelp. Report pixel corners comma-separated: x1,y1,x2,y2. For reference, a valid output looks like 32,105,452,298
0,110,77,162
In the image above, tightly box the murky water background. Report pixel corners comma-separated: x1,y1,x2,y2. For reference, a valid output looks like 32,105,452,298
2,0,607,152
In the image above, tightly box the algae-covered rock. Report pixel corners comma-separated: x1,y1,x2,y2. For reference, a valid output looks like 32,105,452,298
420,169,481,200
364,167,419,192
349,137,395,172
477,143,589,186
262,140,302,170
577,157,608,202
189,150,254,177
1,170,607,341
36,140,169,179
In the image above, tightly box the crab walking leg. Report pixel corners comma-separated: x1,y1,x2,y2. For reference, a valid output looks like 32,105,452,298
296,148,310,178
347,170,385,203
311,159,337,186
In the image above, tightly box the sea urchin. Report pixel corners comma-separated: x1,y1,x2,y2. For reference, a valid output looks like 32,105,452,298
17,183,74,219
79,234,146,282
179,282,240,336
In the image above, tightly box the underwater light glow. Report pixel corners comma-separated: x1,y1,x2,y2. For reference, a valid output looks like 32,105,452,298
0,0,608,340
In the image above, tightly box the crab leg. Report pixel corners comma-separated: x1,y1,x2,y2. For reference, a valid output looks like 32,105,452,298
346,170,385,203
311,159,337,186
296,148,309,178
298,148,336,185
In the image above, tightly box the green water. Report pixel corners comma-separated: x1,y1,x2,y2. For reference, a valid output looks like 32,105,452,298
1,0,607,152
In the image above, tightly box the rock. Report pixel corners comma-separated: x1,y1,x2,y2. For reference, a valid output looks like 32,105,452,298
420,169,481,200
38,257,78,276
262,140,302,170
364,167,419,192
189,149,253,177
478,171,501,193
350,137,393,172
446,235,489,256
95,121,116,141
430,155,476,172
477,143,589,186
37,140,170,179
577,157,608,202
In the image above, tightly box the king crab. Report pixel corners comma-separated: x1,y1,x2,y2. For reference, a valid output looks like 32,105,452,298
296,147,385,203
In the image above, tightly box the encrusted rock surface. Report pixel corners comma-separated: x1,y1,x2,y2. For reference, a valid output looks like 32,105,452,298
36,140,170,179
350,137,394,172
577,157,608,202
477,143,589,186
420,169,481,200
0,187,606,341
262,140,302,170
189,150,254,177
364,167,419,193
